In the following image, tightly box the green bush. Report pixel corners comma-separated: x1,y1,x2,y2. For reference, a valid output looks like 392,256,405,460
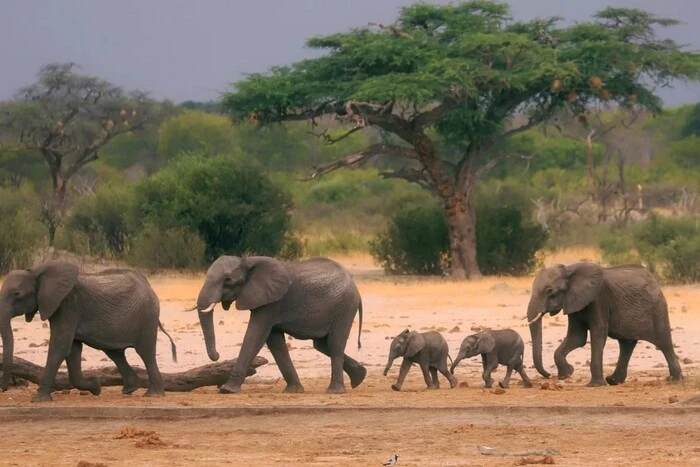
0,185,45,273
126,224,206,271
600,213,700,283
63,182,136,258
370,200,547,276
134,152,300,261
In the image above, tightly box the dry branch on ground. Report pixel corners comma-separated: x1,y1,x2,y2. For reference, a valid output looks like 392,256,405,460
0,354,268,392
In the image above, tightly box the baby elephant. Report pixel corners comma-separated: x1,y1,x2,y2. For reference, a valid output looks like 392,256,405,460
384,329,458,391
450,328,533,389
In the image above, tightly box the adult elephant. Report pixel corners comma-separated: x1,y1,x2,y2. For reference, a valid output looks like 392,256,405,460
527,262,682,387
194,255,366,394
0,260,177,402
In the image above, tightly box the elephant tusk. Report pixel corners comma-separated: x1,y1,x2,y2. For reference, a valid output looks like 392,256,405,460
528,312,546,325
199,303,217,313
182,304,198,312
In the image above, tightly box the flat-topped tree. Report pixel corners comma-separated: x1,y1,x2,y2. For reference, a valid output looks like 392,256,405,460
0,63,170,244
223,1,700,279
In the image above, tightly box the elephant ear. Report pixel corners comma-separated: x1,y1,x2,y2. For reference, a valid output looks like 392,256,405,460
405,331,426,358
476,333,496,354
30,260,80,321
235,256,291,311
563,262,604,314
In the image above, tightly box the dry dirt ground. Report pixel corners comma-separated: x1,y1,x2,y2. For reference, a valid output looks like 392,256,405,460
1,249,700,466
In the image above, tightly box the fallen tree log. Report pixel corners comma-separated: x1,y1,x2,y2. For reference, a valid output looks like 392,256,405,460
0,354,269,392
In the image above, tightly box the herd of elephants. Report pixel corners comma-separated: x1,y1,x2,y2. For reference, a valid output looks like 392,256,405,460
0,255,684,402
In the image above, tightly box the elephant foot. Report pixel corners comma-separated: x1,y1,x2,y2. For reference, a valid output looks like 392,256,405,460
326,382,346,394
605,374,625,386
484,379,494,389
31,392,53,403
449,378,458,389
391,384,402,392
219,382,242,394
556,364,575,380
667,375,684,384
349,365,367,389
283,383,305,394
426,384,438,390
586,378,607,387
498,381,509,389
522,380,533,389
144,389,165,397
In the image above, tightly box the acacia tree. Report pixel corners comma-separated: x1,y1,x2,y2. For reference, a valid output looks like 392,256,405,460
0,63,169,243
223,2,700,278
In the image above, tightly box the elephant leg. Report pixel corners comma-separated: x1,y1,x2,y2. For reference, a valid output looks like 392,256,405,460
586,325,608,387
134,330,165,397
515,361,533,388
606,339,637,385
312,339,367,389
499,365,514,389
65,341,101,396
419,362,435,389
392,358,413,391
438,359,458,389
32,311,80,402
222,313,273,394
482,356,498,388
554,320,587,380
429,366,440,389
659,343,683,382
267,331,304,393
104,349,140,394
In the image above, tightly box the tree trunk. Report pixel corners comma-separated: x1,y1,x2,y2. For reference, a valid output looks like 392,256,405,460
443,192,482,280
0,354,268,392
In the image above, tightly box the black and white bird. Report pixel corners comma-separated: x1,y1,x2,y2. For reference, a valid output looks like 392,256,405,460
382,454,399,466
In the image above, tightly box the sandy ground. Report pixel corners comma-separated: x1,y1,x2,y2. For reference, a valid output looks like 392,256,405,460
1,249,700,466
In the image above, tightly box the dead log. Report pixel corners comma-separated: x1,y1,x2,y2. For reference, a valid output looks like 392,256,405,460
0,353,268,392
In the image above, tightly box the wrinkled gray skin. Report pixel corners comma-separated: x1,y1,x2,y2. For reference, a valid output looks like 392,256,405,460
450,329,533,389
0,260,177,402
195,256,365,395
527,262,683,387
383,329,458,391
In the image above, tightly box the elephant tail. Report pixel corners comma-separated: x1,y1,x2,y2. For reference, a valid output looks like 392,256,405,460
447,353,454,367
357,299,363,351
158,320,178,363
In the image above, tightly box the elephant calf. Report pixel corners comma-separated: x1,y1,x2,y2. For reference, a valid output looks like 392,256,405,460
384,329,458,391
450,328,532,389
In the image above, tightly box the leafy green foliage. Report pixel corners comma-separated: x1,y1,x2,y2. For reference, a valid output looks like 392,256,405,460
0,185,45,273
158,110,237,160
370,197,547,276
669,136,700,169
134,152,297,261
126,224,206,272
600,213,700,283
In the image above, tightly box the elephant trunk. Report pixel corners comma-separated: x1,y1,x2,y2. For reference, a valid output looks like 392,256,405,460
1,314,14,392
383,356,396,376
197,310,220,362
527,298,550,378
450,352,464,374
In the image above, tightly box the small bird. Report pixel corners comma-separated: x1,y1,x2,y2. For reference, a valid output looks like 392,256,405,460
382,454,399,466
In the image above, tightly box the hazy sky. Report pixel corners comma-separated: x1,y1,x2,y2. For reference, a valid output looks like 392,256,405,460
1,0,699,106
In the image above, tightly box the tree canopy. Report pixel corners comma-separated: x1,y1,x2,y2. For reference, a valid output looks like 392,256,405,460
222,1,700,278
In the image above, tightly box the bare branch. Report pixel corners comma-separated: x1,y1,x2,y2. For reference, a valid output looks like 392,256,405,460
501,117,543,139
309,125,364,145
379,167,433,191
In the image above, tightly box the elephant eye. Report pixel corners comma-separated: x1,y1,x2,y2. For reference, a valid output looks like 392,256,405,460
223,277,233,284
13,290,20,296
545,286,554,295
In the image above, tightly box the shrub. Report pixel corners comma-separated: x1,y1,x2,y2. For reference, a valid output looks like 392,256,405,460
63,182,136,259
0,185,45,273
126,224,206,271
135,153,299,261
370,200,547,276
600,213,700,283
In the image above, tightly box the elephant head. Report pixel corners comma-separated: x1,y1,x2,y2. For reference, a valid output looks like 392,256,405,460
450,332,495,374
194,256,291,362
383,329,425,375
0,260,79,391
526,262,603,378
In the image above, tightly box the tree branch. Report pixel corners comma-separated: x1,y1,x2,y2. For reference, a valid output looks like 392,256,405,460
411,100,459,129
296,143,418,181
309,125,364,145
378,167,434,191
501,117,543,139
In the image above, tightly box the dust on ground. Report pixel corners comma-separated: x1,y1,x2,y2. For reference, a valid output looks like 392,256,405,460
1,249,700,466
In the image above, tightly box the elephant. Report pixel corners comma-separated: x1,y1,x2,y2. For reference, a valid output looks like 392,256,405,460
0,260,177,402
383,329,458,391
450,329,532,389
527,262,683,387
194,255,366,394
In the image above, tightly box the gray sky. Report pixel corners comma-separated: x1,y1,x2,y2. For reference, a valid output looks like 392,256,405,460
1,0,699,106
